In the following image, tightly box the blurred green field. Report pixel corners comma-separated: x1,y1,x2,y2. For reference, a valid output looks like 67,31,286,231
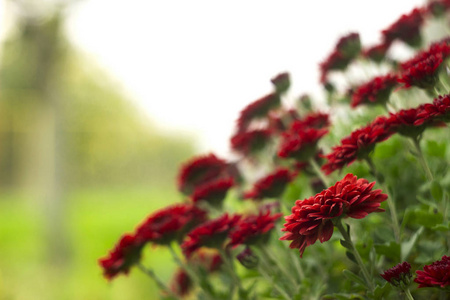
0,187,179,300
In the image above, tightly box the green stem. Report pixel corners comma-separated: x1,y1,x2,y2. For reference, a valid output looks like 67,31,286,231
260,245,298,288
256,264,293,300
309,158,330,187
365,157,401,242
137,263,177,298
335,219,374,293
412,138,434,181
218,248,243,295
276,223,305,282
404,288,415,300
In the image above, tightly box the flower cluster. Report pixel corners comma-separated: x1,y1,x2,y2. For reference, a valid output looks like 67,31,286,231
415,255,450,288
280,174,387,257
243,168,295,200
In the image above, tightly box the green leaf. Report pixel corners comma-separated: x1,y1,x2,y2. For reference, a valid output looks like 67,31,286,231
401,227,423,260
375,241,401,261
340,239,352,250
426,140,446,158
370,282,392,299
346,251,357,264
432,223,450,231
403,208,443,228
431,180,444,202
322,293,364,300
342,269,366,287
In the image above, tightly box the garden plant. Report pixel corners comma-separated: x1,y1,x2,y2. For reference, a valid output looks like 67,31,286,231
99,1,450,299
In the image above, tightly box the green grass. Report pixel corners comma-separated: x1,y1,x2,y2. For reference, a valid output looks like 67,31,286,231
0,186,180,300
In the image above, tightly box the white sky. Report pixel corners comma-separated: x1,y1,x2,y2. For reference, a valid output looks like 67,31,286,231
2,0,425,155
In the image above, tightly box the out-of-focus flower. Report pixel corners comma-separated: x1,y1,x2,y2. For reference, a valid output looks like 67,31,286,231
336,32,362,59
189,249,223,272
280,174,387,257
381,262,412,287
236,93,281,132
181,214,241,257
136,204,207,245
363,43,391,63
177,153,228,195
351,74,398,108
229,211,282,247
322,117,393,174
426,0,450,17
191,177,234,208
418,94,450,123
237,247,259,269
398,54,444,89
271,72,290,94
230,129,272,156
388,107,428,138
170,268,192,297
415,255,450,288
294,112,330,130
98,234,143,280
400,39,450,71
243,168,295,200
381,8,425,48
278,127,328,161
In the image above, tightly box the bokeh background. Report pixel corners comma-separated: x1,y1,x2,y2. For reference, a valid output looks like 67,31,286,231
0,0,426,299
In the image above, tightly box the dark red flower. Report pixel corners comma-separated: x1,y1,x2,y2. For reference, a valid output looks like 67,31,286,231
400,39,450,71
236,93,281,132
230,129,272,155
181,214,241,257
363,43,391,63
170,268,192,297
271,72,290,94
417,94,450,124
398,53,444,89
415,255,450,288
278,127,328,161
229,211,282,247
382,8,425,47
191,177,234,207
243,168,295,200
177,153,228,195
136,204,207,245
293,112,330,130
381,262,412,287
322,117,393,174
388,106,428,138
280,174,387,257
351,74,398,108
98,234,143,280
426,0,450,17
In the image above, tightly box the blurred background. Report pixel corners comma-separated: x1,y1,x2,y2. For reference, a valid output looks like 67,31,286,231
0,0,424,299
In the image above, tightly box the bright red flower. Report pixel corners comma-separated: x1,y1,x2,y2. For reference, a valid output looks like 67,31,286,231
351,74,398,108
280,174,387,257
363,43,391,63
136,204,207,245
236,93,281,132
322,117,393,174
170,268,192,297
229,211,282,247
191,177,234,207
381,8,425,47
398,53,444,89
400,39,450,71
177,153,228,195
181,214,241,257
98,234,143,280
417,94,450,124
278,127,328,161
381,262,412,287
243,168,295,200
271,72,290,94
415,255,450,288
230,129,272,155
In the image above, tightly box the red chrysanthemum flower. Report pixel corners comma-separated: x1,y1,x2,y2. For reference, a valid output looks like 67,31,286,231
236,93,281,132
400,39,450,71
363,43,391,63
381,262,412,287
98,234,143,280
170,268,192,297
229,211,282,247
294,112,330,130
321,117,393,174
278,126,329,161
381,8,425,48
417,94,450,124
191,177,234,207
351,74,398,108
388,106,428,138
177,153,228,195
415,255,450,288
136,204,207,245
267,109,301,133
271,72,290,94
243,168,295,200
181,214,241,257
398,53,444,89
319,50,353,83
230,129,272,155
280,174,387,257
